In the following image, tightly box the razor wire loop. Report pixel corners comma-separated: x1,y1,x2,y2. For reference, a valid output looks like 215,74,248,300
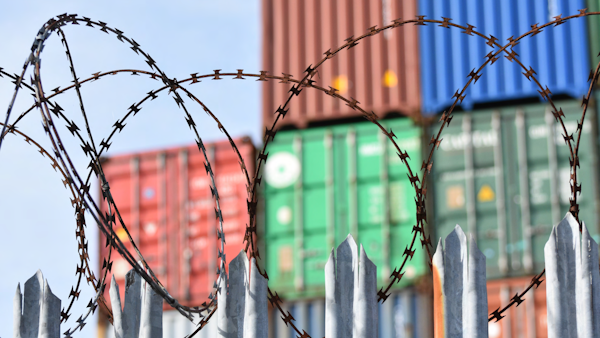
1,9,599,338
0,14,233,335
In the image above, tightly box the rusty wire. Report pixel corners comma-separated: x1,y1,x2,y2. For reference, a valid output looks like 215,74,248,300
1,8,600,338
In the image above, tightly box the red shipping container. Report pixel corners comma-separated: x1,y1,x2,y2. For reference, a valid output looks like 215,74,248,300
97,137,256,310
487,277,548,338
261,0,422,129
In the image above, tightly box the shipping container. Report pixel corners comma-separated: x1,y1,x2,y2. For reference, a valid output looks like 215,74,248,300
262,117,428,299
487,276,548,338
429,100,600,279
261,0,422,129
268,288,433,338
97,137,255,311
586,1,600,69
418,0,590,115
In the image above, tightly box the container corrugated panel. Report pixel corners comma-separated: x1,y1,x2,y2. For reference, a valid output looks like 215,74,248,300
586,1,600,69
487,277,548,338
268,289,433,338
429,100,600,279
261,0,421,129
98,137,255,310
263,118,428,299
418,0,590,116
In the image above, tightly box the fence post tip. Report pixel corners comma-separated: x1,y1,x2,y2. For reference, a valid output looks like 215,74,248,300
342,234,357,247
452,224,466,237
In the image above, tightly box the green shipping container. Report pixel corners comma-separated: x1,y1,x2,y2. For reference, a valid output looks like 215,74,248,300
587,1,600,68
262,118,427,300
430,100,600,280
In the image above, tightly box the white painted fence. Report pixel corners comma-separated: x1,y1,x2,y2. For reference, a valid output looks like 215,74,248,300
13,215,600,337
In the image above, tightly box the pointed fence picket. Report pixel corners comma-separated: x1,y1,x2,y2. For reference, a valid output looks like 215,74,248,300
325,234,378,338
13,216,600,338
13,270,61,338
544,212,600,338
431,212,600,338
432,224,488,338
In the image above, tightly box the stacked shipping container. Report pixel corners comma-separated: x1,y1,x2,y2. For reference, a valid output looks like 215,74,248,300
261,0,599,336
429,100,599,279
261,0,422,128
418,0,590,115
418,1,595,337
260,0,596,337
96,138,255,326
260,0,433,336
263,118,427,300
94,0,598,337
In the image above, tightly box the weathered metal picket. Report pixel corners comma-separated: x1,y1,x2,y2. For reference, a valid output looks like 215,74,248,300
432,225,488,337
13,270,61,338
325,234,378,338
13,217,600,337
432,212,600,338
544,213,600,338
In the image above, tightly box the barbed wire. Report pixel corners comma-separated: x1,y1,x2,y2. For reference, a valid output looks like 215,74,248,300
1,8,599,338
0,14,234,334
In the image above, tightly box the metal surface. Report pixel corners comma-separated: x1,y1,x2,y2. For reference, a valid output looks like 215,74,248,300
586,0,600,70
430,100,599,279
489,272,544,337
263,117,427,299
432,226,487,337
14,271,61,338
418,0,591,115
486,277,547,338
98,139,255,311
261,0,422,128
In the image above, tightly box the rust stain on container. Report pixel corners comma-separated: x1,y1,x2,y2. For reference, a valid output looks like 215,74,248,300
261,0,421,129
98,137,255,310
432,263,444,337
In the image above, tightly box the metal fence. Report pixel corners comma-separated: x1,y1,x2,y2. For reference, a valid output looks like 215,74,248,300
433,212,600,338
14,215,599,337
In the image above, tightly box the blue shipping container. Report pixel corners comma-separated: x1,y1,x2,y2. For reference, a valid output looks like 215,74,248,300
418,0,590,115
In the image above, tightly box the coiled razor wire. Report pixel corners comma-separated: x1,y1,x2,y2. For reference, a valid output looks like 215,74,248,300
1,9,600,337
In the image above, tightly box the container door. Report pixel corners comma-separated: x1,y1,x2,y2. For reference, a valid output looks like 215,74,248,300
302,130,332,294
513,101,599,275
264,136,299,295
384,119,427,286
432,101,600,279
432,110,508,279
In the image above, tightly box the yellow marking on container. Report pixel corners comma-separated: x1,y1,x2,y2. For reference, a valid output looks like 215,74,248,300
477,184,495,202
116,227,128,241
382,69,398,88
278,245,294,273
446,185,465,209
332,75,348,94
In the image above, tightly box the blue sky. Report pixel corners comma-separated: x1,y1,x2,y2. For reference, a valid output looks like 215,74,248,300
0,1,261,337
